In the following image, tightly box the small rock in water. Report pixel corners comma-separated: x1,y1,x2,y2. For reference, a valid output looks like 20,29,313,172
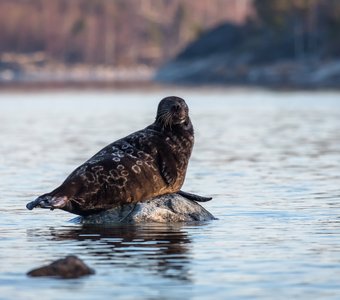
74,193,216,224
27,255,95,279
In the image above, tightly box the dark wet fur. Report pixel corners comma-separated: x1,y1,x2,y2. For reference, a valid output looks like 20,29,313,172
26,96,199,216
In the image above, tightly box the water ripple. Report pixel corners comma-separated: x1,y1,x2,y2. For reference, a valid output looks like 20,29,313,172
0,90,340,299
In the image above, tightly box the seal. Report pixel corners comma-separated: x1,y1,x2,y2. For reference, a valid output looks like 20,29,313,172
26,96,211,216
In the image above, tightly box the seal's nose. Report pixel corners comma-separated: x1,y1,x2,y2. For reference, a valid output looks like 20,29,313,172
173,103,181,112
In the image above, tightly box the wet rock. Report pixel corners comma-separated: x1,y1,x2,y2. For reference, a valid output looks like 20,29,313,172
74,193,215,224
27,255,95,279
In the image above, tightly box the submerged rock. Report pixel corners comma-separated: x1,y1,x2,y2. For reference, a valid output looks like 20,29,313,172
74,193,215,224
27,255,95,279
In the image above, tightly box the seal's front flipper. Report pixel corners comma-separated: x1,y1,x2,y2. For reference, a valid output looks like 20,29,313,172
157,152,178,186
177,190,213,202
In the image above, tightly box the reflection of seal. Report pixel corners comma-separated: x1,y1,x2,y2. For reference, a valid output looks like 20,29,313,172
26,96,211,216
28,224,192,281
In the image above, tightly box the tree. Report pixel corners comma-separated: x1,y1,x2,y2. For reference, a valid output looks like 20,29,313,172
253,0,340,60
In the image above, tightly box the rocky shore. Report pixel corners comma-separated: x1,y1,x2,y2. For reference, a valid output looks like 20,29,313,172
155,23,340,89
0,52,154,89
156,58,340,89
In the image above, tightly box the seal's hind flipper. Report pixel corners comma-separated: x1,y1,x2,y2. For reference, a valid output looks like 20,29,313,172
177,190,213,202
26,194,68,210
26,194,52,210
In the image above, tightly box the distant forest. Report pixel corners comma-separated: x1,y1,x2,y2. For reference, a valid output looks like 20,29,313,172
0,0,252,67
1,0,338,69
253,0,340,59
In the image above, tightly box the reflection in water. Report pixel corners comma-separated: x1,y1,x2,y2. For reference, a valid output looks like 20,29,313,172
27,224,192,282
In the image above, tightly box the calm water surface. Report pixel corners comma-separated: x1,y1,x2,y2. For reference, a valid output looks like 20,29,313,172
0,89,340,299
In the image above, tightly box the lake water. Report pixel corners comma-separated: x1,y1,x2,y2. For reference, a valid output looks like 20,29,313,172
0,88,340,299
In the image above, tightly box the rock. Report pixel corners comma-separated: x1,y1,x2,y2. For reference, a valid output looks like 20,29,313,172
27,255,95,279
73,193,215,224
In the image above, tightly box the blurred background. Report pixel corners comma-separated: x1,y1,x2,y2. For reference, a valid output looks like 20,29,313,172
0,0,339,89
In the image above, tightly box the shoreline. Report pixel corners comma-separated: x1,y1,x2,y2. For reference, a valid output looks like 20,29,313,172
1,52,340,92
1,79,340,93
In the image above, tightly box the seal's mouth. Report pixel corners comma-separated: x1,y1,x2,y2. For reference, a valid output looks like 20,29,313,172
173,116,187,125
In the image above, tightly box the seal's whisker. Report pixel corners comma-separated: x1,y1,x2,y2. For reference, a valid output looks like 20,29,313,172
157,110,174,129
161,111,173,129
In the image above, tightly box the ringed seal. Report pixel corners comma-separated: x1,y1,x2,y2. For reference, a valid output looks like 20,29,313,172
26,96,211,216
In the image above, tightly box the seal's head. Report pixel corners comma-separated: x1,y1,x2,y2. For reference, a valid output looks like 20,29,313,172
156,96,189,128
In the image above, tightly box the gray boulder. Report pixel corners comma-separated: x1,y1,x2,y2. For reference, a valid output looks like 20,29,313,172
73,193,215,224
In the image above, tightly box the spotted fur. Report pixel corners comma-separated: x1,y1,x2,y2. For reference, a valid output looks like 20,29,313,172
27,96,194,216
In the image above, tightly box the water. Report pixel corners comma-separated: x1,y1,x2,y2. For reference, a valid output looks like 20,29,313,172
0,88,340,299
